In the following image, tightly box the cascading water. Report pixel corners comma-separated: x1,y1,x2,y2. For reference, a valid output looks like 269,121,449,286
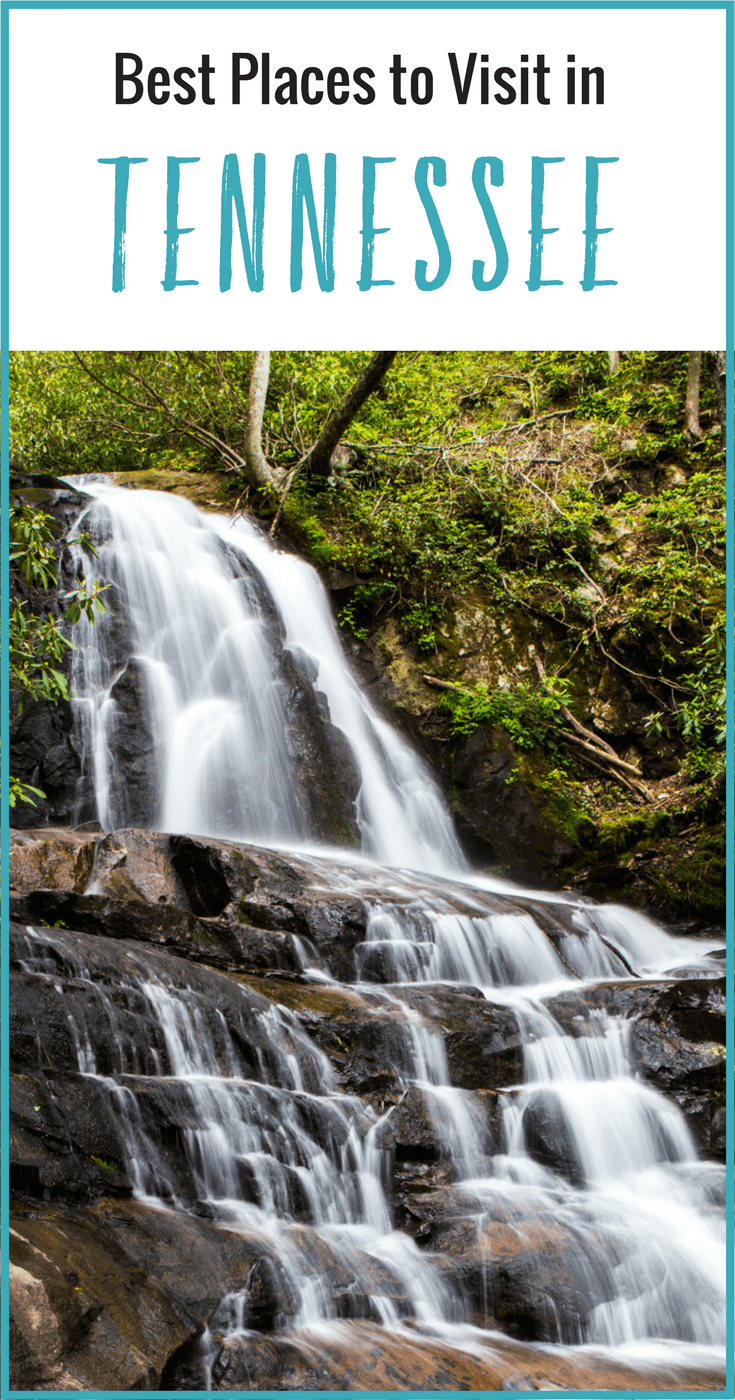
44,477,725,1386
65,478,463,871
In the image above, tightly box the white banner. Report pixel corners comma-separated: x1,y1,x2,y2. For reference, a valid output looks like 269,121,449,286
7,5,728,348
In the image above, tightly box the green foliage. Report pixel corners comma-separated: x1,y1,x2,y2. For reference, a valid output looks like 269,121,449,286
91,1156,119,1175
401,602,444,652
438,677,572,749
10,502,107,805
677,615,726,760
9,776,46,810
10,349,725,854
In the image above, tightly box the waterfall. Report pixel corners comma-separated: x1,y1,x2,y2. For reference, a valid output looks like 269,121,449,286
39,477,724,1384
65,479,464,871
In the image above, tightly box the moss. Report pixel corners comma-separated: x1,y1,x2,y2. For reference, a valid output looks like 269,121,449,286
542,790,597,848
596,809,673,857
192,927,216,943
91,1156,119,1175
231,973,364,1021
327,817,360,848
672,830,726,917
106,468,239,513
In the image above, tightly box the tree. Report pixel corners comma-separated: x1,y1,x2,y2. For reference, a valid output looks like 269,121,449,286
244,351,276,489
684,351,702,439
708,350,726,437
66,350,397,496
303,353,398,476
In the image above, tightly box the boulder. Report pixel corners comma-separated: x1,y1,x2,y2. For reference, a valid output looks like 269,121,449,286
9,1195,300,1392
102,659,159,827
452,727,575,884
279,646,361,847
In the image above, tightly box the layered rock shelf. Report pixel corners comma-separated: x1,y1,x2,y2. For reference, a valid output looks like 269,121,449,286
9,825,726,1392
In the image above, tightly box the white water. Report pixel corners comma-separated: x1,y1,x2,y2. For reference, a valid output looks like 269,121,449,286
56,479,725,1374
66,479,463,871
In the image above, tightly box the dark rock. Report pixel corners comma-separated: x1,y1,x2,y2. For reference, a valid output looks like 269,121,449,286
9,1194,301,1391
103,659,158,826
375,1086,444,1161
279,646,361,847
7,822,726,1389
452,727,575,884
170,834,234,916
392,984,524,1092
519,1091,585,1186
9,699,82,831
9,1071,133,1203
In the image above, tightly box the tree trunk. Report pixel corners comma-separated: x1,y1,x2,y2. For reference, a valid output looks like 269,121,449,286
304,352,398,477
244,351,276,489
607,351,620,375
685,351,702,439
709,350,726,438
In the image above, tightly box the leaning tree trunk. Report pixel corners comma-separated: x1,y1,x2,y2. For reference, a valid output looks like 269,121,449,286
607,351,620,375
244,351,276,490
685,351,702,439
304,352,397,477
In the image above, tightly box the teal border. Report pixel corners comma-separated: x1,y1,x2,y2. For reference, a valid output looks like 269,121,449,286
1,2,732,1397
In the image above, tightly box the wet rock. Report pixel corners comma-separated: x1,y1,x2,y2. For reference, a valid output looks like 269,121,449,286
169,834,234,915
9,1071,132,1203
9,829,305,974
8,700,82,831
519,1092,585,1187
279,646,361,847
7,823,727,1386
376,1086,444,1161
234,975,404,1098
207,1319,509,1391
8,919,310,1209
9,1194,305,1392
9,1200,189,1391
451,727,575,884
103,659,159,826
11,888,281,972
390,1160,460,1233
393,984,525,1092
411,1190,625,1342
199,1316,725,1393
11,826,598,992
